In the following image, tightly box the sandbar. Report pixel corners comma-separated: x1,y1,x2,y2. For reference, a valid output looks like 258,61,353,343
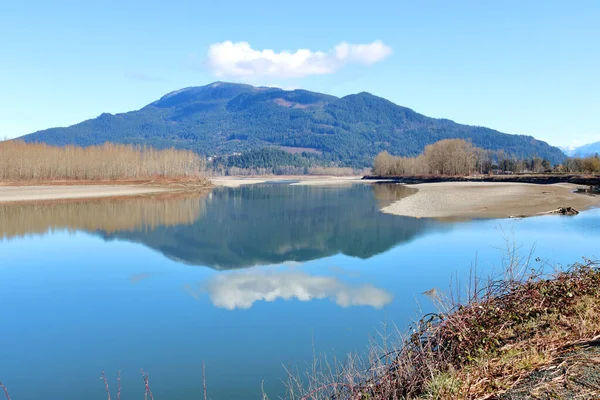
381,182,599,219
0,185,174,203
210,175,369,187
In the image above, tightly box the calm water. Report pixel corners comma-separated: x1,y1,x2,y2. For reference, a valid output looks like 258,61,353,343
1,183,599,399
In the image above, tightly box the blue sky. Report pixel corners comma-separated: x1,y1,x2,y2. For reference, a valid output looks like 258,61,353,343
1,0,599,147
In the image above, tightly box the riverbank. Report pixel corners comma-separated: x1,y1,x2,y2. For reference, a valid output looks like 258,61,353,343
209,175,367,187
0,175,364,202
381,182,600,219
364,173,600,186
291,261,600,399
0,185,176,203
208,176,600,219
0,178,210,203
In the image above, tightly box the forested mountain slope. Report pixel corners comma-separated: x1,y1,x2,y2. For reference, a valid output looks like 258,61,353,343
21,82,565,167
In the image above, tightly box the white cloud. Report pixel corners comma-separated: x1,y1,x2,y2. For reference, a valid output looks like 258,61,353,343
196,269,393,310
206,40,392,79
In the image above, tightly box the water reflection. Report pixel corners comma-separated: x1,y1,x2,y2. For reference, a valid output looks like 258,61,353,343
185,267,393,310
105,184,445,269
0,192,206,240
372,182,418,208
0,183,448,269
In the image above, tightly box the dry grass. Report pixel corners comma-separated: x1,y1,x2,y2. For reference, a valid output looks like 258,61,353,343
0,192,207,240
284,243,600,399
0,141,207,181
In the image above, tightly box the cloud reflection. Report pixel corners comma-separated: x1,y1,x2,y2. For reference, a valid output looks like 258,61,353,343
193,269,393,310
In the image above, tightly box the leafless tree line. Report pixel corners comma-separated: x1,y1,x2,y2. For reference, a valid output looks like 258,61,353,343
0,141,206,181
373,139,552,176
373,139,487,176
374,138,600,177
560,155,600,173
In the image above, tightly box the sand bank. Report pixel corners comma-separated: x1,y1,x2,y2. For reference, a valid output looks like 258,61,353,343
210,176,369,187
0,185,174,203
381,182,600,219
209,178,269,187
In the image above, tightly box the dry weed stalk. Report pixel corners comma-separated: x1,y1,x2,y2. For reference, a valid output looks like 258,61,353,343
117,371,121,400
0,382,11,400
101,370,111,400
202,361,207,400
140,369,155,400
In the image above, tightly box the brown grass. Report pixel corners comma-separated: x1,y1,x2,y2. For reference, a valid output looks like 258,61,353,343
0,141,207,181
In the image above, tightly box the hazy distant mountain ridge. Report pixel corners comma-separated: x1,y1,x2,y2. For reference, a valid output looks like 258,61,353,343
573,141,600,157
559,141,600,157
20,82,566,167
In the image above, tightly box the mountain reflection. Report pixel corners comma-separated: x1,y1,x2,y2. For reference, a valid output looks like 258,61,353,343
185,267,394,310
104,183,445,269
0,183,447,269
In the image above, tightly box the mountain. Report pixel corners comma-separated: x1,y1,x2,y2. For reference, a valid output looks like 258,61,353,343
573,141,600,157
20,82,566,167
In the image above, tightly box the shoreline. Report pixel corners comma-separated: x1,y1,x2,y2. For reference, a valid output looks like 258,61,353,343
363,173,600,186
0,184,180,203
0,178,211,203
0,176,365,202
209,175,369,187
3,177,599,220
381,182,600,219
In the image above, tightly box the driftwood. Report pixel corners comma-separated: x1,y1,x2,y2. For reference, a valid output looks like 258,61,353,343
511,207,579,219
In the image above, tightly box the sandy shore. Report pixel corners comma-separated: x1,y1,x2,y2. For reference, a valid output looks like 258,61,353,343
0,185,174,203
381,182,600,219
291,176,368,186
209,177,269,187
210,175,369,187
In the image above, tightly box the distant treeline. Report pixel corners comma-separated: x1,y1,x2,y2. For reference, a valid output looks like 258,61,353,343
373,139,600,176
0,141,207,181
561,156,600,173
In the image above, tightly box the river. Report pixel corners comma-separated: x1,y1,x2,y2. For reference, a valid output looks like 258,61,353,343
0,183,598,399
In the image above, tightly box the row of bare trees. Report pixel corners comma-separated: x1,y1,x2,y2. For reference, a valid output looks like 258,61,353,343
373,139,600,177
561,156,600,173
374,139,489,176
0,141,206,181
